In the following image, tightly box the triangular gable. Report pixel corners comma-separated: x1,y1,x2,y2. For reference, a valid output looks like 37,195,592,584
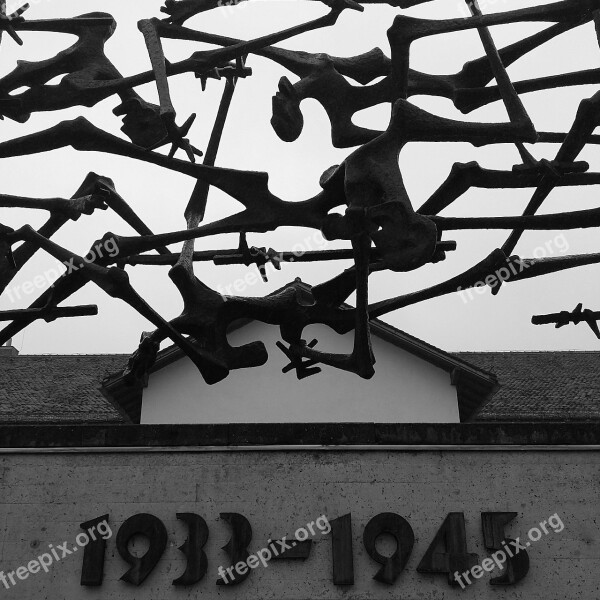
102,281,498,424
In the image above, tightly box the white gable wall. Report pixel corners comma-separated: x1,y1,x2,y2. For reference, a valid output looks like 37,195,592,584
141,322,460,424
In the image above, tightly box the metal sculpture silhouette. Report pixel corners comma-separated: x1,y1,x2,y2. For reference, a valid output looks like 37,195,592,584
533,303,600,338
2,0,600,385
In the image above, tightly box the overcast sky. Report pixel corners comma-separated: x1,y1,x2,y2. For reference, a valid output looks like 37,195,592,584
2,0,600,355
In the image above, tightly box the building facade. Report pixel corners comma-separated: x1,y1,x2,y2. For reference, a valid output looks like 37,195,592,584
0,324,599,599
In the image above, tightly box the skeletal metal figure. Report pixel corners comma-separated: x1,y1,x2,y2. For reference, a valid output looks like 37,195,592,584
134,4,353,160
0,93,530,266
193,11,589,147
0,175,108,296
0,14,183,151
3,0,600,385
0,172,173,328
0,6,349,156
0,96,543,380
387,0,600,100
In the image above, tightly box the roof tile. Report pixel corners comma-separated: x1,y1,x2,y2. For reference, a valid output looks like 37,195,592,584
0,355,128,424
2,351,599,423
455,351,600,421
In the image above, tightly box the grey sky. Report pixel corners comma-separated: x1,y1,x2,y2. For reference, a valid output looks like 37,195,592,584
1,0,600,355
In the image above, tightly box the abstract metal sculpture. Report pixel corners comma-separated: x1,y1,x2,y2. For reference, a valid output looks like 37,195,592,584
2,0,600,385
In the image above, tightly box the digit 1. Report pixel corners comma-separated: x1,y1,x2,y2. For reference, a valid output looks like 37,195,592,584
330,513,354,585
173,513,209,586
116,513,168,585
363,513,414,585
80,514,110,586
417,512,478,586
217,513,252,586
482,512,529,585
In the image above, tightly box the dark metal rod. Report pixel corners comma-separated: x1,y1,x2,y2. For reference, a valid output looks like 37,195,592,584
123,242,458,266
531,311,600,325
0,305,98,321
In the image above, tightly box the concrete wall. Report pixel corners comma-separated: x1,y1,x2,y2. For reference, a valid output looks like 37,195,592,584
0,448,598,599
141,322,460,423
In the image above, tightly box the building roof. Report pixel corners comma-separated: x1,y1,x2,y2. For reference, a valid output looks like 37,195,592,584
0,315,501,425
455,351,600,421
2,349,599,424
0,354,128,424
101,311,499,424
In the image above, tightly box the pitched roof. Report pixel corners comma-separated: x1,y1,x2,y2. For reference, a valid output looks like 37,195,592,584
0,354,128,424
101,279,499,423
455,351,600,421
1,348,599,424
